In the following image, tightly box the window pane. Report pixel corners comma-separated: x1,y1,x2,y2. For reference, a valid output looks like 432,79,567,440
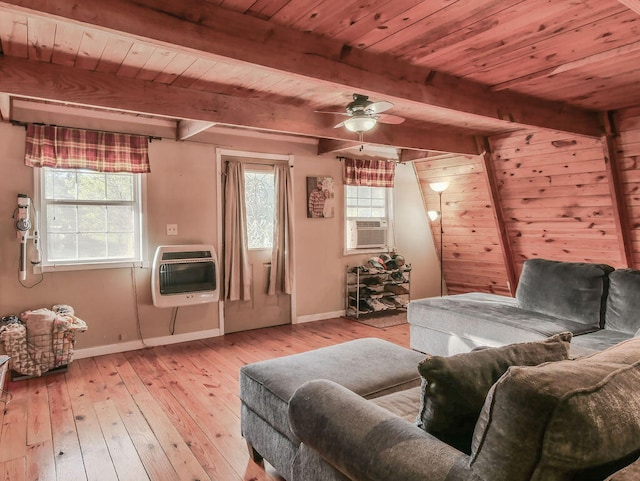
346,207,358,217
107,175,134,201
79,233,107,259
107,233,135,258
78,172,107,201
46,170,77,200
107,205,134,233
370,187,386,199
78,205,107,233
48,233,77,261
47,205,78,233
245,171,275,249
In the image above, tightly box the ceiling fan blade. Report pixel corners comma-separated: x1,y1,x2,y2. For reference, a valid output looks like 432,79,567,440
377,113,405,125
334,120,346,128
315,110,349,116
367,100,393,114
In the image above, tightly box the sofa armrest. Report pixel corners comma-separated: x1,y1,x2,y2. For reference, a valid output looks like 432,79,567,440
288,379,471,481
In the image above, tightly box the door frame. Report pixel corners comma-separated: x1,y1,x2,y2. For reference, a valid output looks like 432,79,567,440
215,148,296,334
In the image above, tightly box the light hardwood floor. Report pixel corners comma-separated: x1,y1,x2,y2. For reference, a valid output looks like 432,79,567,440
0,317,412,481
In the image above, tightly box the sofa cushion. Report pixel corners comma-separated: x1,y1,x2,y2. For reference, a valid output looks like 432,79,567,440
570,329,634,358
408,293,596,356
605,269,640,334
416,332,572,454
515,258,613,328
471,337,640,481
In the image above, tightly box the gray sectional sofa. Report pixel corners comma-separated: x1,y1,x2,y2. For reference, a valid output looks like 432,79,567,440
408,258,640,357
241,335,640,481
239,258,640,481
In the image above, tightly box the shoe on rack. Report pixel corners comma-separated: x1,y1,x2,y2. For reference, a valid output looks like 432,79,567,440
390,271,406,282
386,284,409,295
380,297,397,309
366,297,389,312
393,296,409,308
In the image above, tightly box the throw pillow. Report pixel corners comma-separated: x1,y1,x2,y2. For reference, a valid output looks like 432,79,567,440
471,338,640,481
416,332,572,454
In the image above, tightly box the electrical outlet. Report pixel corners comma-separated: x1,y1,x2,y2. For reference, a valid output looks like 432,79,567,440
166,224,178,236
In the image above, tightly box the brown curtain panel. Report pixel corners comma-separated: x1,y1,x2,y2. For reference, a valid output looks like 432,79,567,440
268,162,295,296
24,124,150,173
224,161,252,301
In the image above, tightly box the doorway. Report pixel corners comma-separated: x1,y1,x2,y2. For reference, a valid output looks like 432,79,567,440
218,151,293,334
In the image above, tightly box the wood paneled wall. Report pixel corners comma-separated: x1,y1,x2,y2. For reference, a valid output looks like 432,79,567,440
616,106,640,267
414,153,512,296
415,111,640,296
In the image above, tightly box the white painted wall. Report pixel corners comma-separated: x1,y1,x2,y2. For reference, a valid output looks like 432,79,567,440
0,121,440,353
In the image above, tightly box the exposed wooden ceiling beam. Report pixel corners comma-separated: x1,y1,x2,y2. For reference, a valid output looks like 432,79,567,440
0,0,602,138
0,93,10,120
177,120,216,141
616,0,640,15
600,112,635,268
317,139,361,155
0,56,480,154
0,95,9,120
399,149,430,162
476,136,518,294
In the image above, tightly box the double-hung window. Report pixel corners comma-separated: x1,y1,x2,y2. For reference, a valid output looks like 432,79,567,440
37,167,144,269
345,185,394,252
343,157,395,253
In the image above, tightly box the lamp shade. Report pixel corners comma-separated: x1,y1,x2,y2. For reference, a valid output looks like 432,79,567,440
429,181,449,193
344,115,377,133
428,210,441,221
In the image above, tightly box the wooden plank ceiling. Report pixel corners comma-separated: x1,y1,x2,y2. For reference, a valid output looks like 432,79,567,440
0,0,638,152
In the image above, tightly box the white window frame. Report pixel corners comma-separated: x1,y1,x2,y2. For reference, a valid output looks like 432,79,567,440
34,167,147,272
344,185,395,255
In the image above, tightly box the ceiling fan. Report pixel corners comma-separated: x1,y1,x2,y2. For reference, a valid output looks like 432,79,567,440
316,94,405,137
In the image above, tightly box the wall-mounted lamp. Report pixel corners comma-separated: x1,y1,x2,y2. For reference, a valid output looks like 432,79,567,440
429,181,449,296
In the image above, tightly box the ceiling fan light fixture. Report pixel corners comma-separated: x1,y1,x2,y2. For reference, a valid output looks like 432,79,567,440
344,115,377,133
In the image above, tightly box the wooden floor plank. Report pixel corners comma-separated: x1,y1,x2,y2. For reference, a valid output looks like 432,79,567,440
65,362,119,481
46,374,87,481
0,456,26,481
94,354,180,481
26,377,52,446
93,399,150,481
0,318,410,481
0,383,27,463
26,440,55,481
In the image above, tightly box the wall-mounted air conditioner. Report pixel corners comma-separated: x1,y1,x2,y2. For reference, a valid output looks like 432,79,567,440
347,219,388,249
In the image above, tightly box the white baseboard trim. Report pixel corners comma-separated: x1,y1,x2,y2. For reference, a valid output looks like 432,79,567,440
73,328,221,360
295,310,345,324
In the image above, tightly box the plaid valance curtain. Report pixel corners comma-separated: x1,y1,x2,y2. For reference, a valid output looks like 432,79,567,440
342,157,395,188
24,124,150,173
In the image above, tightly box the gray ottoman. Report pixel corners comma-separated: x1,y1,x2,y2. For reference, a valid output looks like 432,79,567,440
239,337,425,480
